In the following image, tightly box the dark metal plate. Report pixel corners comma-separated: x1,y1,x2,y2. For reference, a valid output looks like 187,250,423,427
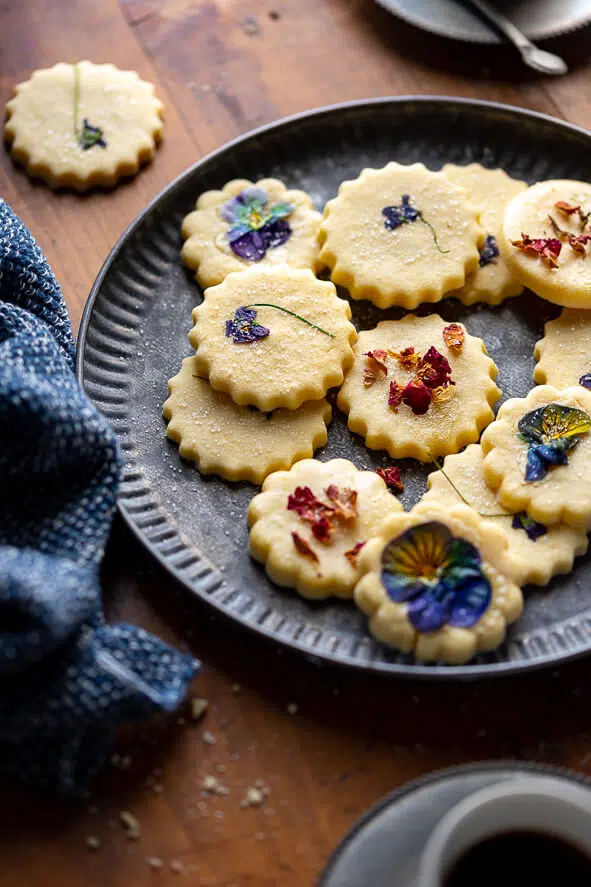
375,0,591,44
77,97,591,679
319,762,591,886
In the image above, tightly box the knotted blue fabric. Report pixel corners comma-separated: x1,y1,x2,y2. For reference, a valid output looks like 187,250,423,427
0,200,198,793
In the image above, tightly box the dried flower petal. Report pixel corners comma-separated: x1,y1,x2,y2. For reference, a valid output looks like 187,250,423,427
324,486,358,521
376,467,404,493
292,531,319,563
511,234,562,269
344,541,366,567
311,515,334,543
579,373,591,390
402,379,432,415
388,381,404,412
363,350,388,387
442,323,465,354
417,346,454,390
478,234,500,267
287,486,327,523
548,215,591,256
431,384,456,405
388,346,421,370
555,201,580,216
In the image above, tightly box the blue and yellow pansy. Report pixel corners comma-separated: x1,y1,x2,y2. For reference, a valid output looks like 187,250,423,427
517,403,591,483
220,187,294,261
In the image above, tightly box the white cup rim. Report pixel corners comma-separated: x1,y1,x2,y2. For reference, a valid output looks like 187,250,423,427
417,775,591,887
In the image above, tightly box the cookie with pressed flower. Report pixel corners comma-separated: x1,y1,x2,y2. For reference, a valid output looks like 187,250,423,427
337,314,500,462
534,308,591,391
481,384,591,528
163,357,332,484
190,266,357,411
353,503,523,664
502,180,591,308
181,178,322,288
419,444,588,586
442,163,527,305
247,458,403,600
4,61,163,190
317,161,483,309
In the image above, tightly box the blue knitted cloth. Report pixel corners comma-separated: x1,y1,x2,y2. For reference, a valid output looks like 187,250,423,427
0,200,198,793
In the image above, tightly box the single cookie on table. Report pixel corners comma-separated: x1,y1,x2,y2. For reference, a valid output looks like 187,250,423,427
247,458,403,599
163,357,332,484
181,178,322,288
189,265,357,411
337,314,500,462
317,161,483,309
4,61,163,190
501,179,591,308
419,444,588,586
534,308,591,390
442,163,527,305
353,504,523,665
481,384,591,528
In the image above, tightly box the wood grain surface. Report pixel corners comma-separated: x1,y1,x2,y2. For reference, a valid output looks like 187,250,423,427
2,2,591,884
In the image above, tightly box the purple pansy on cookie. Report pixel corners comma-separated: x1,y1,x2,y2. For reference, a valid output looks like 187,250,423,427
220,187,294,261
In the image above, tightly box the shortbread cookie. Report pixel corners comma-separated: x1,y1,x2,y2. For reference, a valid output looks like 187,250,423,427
4,61,163,190
354,504,523,664
247,458,403,599
481,384,591,527
163,357,331,484
317,161,483,309
442,164,527,305
337,314,500,461
534,308,591,390
190,266,357,411
502,179,591,308
181,178,322,288
420,444,588,586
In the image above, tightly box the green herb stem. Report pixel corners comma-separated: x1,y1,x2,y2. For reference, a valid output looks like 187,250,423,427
245,303,336,338
427,453,508,518
420,217,450,255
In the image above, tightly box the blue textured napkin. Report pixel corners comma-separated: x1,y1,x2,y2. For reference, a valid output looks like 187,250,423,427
0,199,198,794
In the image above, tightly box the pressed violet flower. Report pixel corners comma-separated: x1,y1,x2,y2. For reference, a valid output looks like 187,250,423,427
478,234,500,267
510,234,562,269
292,531,319,563
442,323,465,354
72,64,107,150
402,378,432,415
517,403,591,482
381,195,449,254
579,373,591,390
388,381,404,412
511,512,548,542
363,349,388,387
376,467,404,494
220,187,294,261
225,307,270,344
344,541,366,567
380,521,491,633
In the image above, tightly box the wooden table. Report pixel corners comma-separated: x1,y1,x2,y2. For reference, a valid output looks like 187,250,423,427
2,2,591,884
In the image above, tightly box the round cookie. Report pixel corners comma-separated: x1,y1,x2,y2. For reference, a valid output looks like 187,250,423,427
534,308,591,390
163,357,332,484
190,266,357,411
501,179,591,308
442,163,527,305
247,458,403,599
337,314,500,462
420,444,588,586
481,384,591,528
317,161,483,309
181,178,322,288
353,504,523,665
4,61,163,190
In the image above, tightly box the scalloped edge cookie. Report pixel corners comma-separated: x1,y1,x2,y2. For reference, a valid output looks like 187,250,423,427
353,503,523,664
318,161,483,309
163,357,332,484
481,384,591,528
247,458,403,599
534,308,591,389
4,61,163,191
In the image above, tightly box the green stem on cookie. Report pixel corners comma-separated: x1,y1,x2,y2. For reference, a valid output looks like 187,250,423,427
245,303,336,338
427,453,508,518
420,217,450,255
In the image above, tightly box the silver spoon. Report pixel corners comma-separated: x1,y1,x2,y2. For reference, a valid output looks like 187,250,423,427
464,0,569,75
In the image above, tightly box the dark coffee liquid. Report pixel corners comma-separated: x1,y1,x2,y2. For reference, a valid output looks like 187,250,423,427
443,831,591,887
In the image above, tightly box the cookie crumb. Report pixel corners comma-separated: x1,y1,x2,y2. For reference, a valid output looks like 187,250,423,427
231,683,242,694
202,731,216,745
242,15,260,36
269,10,280,20
85,836,101,851
152,782,164,794
287,703,298,715
215,764,226,773
202,774,230,796
191,697,209,722
119,810,141,840
170,860,184,874
146,857,163,870
241,786,265,808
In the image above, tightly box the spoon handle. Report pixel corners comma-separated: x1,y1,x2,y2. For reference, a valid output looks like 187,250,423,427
466,0,534,50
